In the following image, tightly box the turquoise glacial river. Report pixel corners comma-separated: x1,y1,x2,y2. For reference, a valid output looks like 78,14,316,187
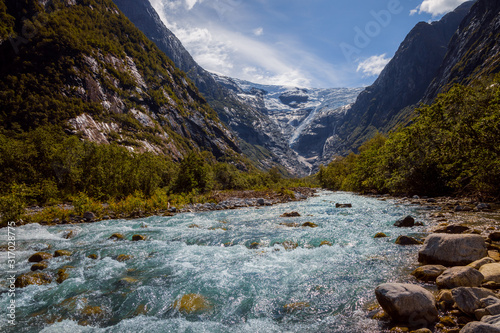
0,191,426,332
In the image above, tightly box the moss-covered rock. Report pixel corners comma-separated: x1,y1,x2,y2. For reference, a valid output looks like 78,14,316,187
31,261,49,271
15,272,52,288
109,233,125,241
132,234,147,241
374,233,388,238
116,254,133,262
28,252,52,263
172,294,212,314
56,269,70,284
54,250,72,257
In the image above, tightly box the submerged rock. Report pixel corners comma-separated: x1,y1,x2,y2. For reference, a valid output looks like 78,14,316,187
394,216,415,228
412,265,446,282
87,254,98,260
116,254,133,262
320,241,332,246
109,233,125,241
15,272,52,288
283,302,310,312
28,252,53,263
54,250,72,257
56,269,69,284
281,241,298,251
31,262,49,271
375,283,438,327
281,212,301,217
436,267,484,289
172,294,212,314
132,234,147,241
418,234,487,266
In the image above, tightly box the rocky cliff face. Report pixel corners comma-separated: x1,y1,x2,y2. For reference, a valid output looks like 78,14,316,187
0,0,240,161
337,1,475,152
424,0,500,100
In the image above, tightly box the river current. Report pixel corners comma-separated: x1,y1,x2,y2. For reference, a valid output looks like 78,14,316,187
0,191,426,332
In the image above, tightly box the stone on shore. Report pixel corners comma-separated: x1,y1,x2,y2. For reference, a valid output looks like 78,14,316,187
436,267,484,289
375,283,438,327
395,236,422,245
479,263,500,283
394,216,415,228
83,211,96,222
418,234,487,266
434,224,470,234
451,287,496,315
461,321,500,333
412,265,446,282
28,252,53,263
469,258,496,270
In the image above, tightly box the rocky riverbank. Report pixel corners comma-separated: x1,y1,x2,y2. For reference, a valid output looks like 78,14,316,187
22,187,318,226
369,195,500,333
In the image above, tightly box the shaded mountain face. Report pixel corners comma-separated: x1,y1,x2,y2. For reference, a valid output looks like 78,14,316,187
424,0,500,100
0,0,240,161
337,1,475,152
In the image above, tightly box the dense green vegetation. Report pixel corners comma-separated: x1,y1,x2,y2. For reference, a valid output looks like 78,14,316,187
318,75,500,199
0,126,314,226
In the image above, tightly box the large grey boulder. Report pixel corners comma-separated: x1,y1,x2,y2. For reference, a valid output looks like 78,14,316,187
375,283,438,327
480,263,500,283
452,287,496,315
435,266,484,289
418,234,487,266
461,321,500,333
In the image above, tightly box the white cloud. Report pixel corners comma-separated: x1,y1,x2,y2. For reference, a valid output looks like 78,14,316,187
253,27,264,36
411,0,470,16
356,54,391,77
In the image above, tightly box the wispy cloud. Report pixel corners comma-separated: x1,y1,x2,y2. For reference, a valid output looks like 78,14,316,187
410,0,470,16
149,0,350,87
253,27,264,36
356,54,391,77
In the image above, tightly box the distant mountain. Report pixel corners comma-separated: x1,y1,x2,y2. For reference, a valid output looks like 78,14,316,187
0,0,240,160
337,1,475,152
212,74,363,171
424,0,500,100
113,0,314,175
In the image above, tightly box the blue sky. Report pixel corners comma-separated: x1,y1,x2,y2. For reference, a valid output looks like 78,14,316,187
149,0,471,88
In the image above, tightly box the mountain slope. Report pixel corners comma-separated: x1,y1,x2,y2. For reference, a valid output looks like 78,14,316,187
337,1,474,152
0,0,240,160
112,0,313,175
424,0,500,100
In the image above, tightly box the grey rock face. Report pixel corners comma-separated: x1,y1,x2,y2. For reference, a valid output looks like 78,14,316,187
375,283,438,327
452,287,496,315
435,266,484,289
418,234,487,266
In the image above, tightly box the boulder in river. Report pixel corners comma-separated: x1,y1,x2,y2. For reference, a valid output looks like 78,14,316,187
281,212,301,217
302,222,318,228
335,203,352,208
394,216,415,228
172,294,212,314
418,234,487,266
31,261,49,271
28,252,52,263
451,287,496,315
132,235,147,241
15,272,52,288
54,250,72,257
374,233,388,238
116,254,133,262
375,283,438,327
411,265,447,282
109,233,125,241
435,266,484,289
56,268,69,284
